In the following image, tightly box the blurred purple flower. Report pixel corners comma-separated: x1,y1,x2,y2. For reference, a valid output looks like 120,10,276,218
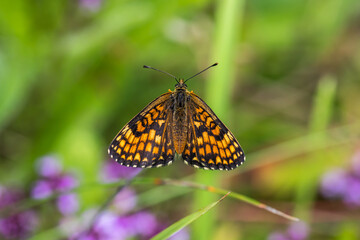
32,155,79,216
32,156,78,198
128,211,159,238
0,186,38,239
36,155,62,178
0,211,38,240
79,0,102,11
342,175,360,207
320,150,360,207
96,211,129,239
31,174,78,200
31,180,53,199
268,222,309,240
69,210,160,240
268,232,289,240
0,186,23,208
57,193,79,216
100,160,142,183
320,168,347,198
287,222,309,240
113,187,137,213
55,174,78,192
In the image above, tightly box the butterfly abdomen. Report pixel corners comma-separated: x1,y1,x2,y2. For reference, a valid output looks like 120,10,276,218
171,89,189,153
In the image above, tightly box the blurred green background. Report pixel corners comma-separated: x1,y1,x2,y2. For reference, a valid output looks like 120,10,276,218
1,0,360,239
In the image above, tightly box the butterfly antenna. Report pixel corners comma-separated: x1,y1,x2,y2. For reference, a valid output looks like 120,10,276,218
143,65,179,83
184,63,218,83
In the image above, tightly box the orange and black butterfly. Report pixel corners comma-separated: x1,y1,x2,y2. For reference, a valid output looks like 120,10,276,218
108,63,245,170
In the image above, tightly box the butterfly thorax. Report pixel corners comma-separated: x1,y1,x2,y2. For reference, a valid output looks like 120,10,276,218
171,80,190,154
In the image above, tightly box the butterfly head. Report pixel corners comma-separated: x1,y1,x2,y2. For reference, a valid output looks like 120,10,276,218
175,79,188,89
143,63,218,90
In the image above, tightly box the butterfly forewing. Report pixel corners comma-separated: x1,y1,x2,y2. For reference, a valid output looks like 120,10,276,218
181,92,245,170
108,92,176,168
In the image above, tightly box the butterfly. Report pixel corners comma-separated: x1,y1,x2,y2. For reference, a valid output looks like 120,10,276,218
108,63,245,170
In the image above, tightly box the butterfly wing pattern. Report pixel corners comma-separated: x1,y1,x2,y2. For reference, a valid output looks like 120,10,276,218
108,92,176,168
109,70,246,171
181,92,245,170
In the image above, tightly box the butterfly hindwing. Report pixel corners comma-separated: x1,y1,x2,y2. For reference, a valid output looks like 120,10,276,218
108,92,176,168
182,92,245,170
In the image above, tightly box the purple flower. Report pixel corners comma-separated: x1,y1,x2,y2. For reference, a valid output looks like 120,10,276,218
31,174,78,200
31,156,78,199
70,210,160,240
0,186,23,208
320,151,360,208
31,180,53,199
268,222,309,240
54,174,78,192
96,211,129,239
320,168,347,198
128,211,159,237
79,0,102,11
0,211,38,240
100,160,142,183
268,232,289,240
57,193,79,216
32,155,80,217
113,187,137,213
287,222,309,240
36,155,62,178
0,186,38,239
343,175,360,207
70,211,131,240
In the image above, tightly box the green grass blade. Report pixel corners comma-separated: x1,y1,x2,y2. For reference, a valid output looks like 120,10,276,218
149,178,298,222
151,192,230,240
295,75,337,220
309,75,337,132
193,0,245,238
